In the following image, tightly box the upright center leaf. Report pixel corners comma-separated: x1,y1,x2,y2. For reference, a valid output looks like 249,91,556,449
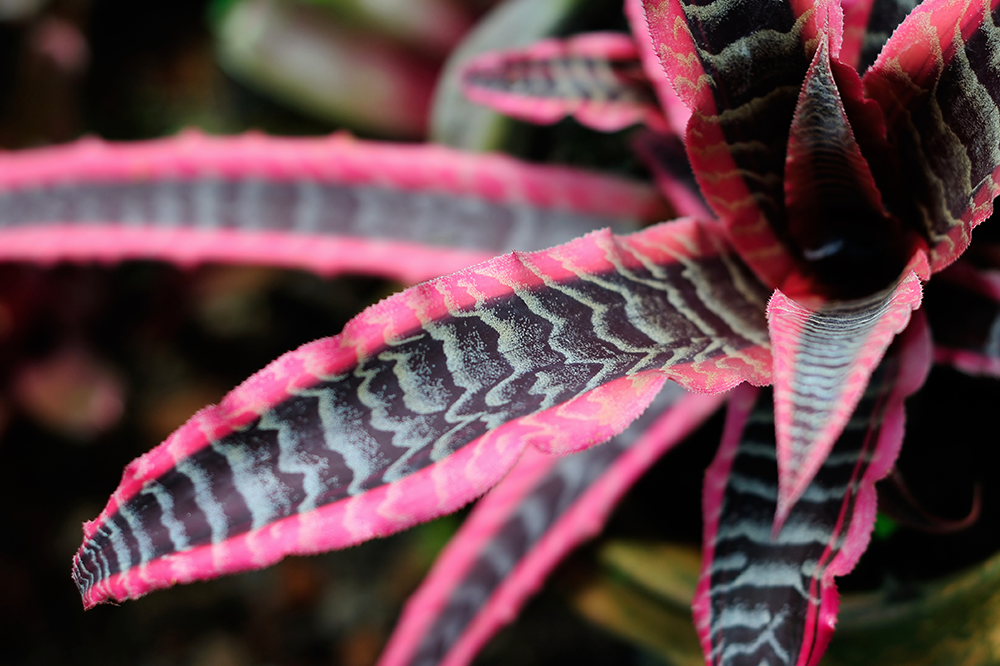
783,32,907,300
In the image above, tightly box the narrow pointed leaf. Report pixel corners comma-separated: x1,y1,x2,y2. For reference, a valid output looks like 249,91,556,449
694,315,931,666
642,0,844,289
767,259,923,526
783,34,907,300
0,132,665,283
378,385,724,666
460,32,669,132
73,218,772,608
863,0,1000,273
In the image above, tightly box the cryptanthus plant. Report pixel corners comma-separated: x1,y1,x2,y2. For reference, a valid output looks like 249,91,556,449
0,0,997,663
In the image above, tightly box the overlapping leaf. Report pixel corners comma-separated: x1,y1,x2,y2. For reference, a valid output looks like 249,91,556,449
378,385,723,666
73,217,772,608
695,316,930,666
460,32,669,132
864,0,1000,273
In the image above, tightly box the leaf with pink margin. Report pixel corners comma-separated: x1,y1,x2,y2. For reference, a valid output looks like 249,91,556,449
623,0,691,136
642,0,846,291
459,32,670,132
693,313,931,666
0,131,666,284
767,252,925,529
863,0,1000,274
853,0,926,72
926,261,1000,376
72,218,772,609
377,384,724,666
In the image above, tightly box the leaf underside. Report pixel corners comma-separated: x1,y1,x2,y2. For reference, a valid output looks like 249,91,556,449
73,218,772,608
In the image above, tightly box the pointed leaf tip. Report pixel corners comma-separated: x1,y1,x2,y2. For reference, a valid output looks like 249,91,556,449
768,264,923,530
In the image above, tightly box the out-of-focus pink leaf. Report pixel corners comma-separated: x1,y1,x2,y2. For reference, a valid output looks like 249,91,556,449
378,384,723,666
460,32,669,132
0,131,666,284
642,0,843,291
217,0,438,137
307,0,474,56
72,218,771,608
927,261,1000,376
11,346,125,440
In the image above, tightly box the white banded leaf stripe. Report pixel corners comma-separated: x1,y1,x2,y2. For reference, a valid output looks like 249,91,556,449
388,383,694,666
73,222,772,606
703,358,898,666
0,178,630,253
864,0,1000,272
0,133,666,280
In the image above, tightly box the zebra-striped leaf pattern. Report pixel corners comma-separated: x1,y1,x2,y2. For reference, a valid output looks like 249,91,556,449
864,0,1000,274
767,260,923,527
642,0,840,289
0,131,665,283
72,218,772,608
694,315,931,666
783,33,909,300
460,32,669,132
378,385,724,666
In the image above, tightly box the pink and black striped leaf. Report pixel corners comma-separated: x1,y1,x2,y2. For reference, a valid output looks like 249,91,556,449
72,218,772,608
0,131,666,284
781,32,910,300
378,384,724,666
642,0,841,289
863,0,1000,274
694,315,931,666
459,32,669,133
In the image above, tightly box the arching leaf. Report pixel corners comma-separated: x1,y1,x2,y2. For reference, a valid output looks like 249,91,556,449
0,132,665,283
73,218,771,608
